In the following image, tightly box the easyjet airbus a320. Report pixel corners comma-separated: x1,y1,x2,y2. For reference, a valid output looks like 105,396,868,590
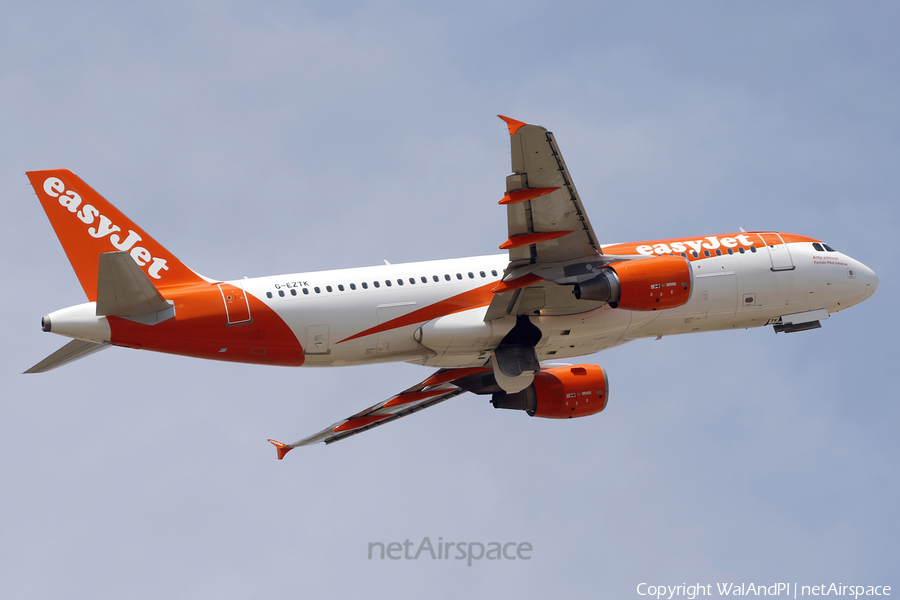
25,116,878,459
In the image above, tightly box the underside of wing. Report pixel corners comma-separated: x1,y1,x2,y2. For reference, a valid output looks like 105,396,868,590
267,366,490,458
487,116,614,320
499,115,601,264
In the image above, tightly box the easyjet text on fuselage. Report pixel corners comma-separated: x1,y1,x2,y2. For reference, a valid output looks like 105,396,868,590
633,234,756,256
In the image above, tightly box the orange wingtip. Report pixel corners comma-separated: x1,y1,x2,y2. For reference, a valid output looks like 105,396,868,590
497,115,526,136
267,439,293,460
499,230,573,250
500,187,559,205
491,273,543,293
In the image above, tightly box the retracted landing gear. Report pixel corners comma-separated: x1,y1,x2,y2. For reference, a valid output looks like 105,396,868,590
490,315,543,393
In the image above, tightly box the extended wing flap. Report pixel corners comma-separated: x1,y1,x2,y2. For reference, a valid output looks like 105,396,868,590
267,368,483,458
24,339,108,374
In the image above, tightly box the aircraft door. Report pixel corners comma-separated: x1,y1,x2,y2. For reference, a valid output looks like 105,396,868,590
759,233,795,271
219,283,252,325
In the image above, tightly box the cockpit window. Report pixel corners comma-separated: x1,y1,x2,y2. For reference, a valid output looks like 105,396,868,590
813,242,824,251
823,243,836,252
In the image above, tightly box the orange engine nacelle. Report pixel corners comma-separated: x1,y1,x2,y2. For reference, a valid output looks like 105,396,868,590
490,364,609,419
573,255,692,311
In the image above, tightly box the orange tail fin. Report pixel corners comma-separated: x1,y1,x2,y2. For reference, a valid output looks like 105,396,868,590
27,169,206,301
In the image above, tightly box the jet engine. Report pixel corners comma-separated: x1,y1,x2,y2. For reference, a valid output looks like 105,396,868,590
490,364,609,419
573,255,692,311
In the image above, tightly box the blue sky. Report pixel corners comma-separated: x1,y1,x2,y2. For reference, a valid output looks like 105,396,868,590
2,2,897,598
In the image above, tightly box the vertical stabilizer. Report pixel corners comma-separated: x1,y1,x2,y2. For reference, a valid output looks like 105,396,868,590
27,169,206,301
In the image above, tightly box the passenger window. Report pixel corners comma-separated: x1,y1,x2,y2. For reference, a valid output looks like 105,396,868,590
266,292,273,299
491,270,498,276
350,283,356,290
738,247,745,254
813,242,824,251
692,251,699,258
421,277,427,283
362,282,369,289
681,252,686,257
397,279,403,286
338,284,344,291
303,288,309,295
326,286,333,292
444,274,451,281
314,287,321,293
433,275,439,282
456,273,463,280
480,271,486,278
704,250,710,257
727,248,733,255
290,289,297,296
373,281,380,288
278,290,285,297
750,246,757,253
385,280,392,287
715,249,722,256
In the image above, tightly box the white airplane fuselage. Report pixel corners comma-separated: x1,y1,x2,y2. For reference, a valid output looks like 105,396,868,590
45,234,878,370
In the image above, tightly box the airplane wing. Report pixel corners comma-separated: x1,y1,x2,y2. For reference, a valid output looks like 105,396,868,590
498,115,601,264
486,116,611,320
267,367,490,459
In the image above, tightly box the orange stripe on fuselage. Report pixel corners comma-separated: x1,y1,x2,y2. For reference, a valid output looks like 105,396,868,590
775,232,819,245
603,232,819,260
108,284,305,366
337,281,497,344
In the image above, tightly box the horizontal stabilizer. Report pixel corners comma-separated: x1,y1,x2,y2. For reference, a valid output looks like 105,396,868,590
96,251,173,318
24,339,108,373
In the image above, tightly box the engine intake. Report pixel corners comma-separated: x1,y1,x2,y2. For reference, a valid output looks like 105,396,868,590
491,364,609,419
574,255,692,311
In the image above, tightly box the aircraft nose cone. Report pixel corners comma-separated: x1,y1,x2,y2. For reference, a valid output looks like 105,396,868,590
851,259,879,301
863,266,879,299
